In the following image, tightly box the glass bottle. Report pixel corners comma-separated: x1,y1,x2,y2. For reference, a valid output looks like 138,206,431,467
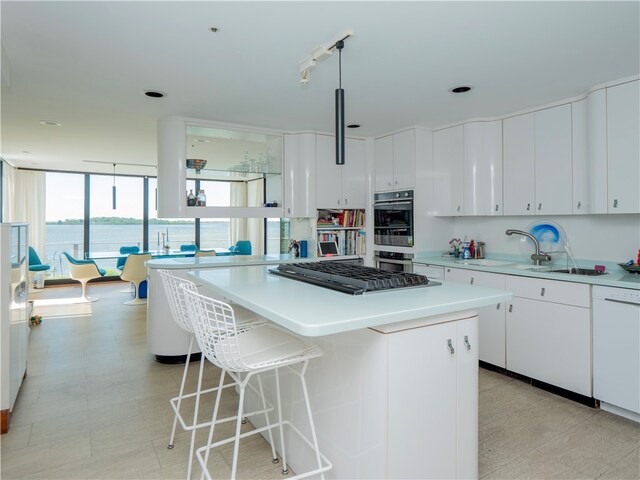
187,189,197,207
196,189,206,206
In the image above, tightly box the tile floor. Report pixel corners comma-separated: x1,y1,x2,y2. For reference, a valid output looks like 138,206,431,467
1,282,638,479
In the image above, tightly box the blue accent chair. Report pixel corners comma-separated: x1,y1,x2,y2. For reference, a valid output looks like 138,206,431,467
62,252,106,302
229,240,252,255
117,246,140,271
28,247,51,289
180,244,198,257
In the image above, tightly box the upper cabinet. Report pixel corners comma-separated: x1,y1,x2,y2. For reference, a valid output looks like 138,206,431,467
157,117,283,218
283,133,316,218
503,104,572,215
374,129,415,192
463,121,503,216
607,80,640,214
433,125,464,215
316,135,366,209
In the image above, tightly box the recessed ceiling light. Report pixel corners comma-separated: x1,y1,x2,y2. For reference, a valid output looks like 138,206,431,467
449,85,473,94
194,138,210,143
347,124,361,129
144,90,166,98
40,120,61,126
22,150,30,154
210,27,220,33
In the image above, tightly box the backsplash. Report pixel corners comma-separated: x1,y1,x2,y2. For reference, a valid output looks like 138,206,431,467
453,214,639,263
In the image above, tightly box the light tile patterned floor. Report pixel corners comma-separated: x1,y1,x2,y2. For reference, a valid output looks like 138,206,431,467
1,283,638,479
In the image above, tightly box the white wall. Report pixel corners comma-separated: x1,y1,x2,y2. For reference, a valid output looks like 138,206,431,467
453,214,640,263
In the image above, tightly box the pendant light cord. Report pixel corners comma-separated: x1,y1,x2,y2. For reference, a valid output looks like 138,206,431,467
339,47,342,89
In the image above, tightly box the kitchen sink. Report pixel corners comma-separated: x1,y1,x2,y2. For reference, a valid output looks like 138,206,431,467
549,268,608,276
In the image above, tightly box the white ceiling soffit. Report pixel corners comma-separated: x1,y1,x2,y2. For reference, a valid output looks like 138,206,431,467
1,1,638,173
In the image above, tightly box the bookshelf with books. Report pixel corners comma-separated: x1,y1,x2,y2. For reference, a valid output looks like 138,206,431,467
316,209,366,256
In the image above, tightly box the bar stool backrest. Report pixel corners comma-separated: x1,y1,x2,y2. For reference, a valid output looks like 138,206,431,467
181,286,245,372
158,269,198,334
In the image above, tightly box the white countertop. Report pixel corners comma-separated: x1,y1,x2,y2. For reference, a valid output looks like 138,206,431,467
189,266,512,337
147,254,359,269
413,254,640,290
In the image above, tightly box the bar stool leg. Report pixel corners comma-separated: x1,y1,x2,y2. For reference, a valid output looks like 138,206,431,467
230,374,248,480
200,369,227,480
275,368,289,475
298,361,324,479
168,335,194,449
256,373,278,463
187,348,206,480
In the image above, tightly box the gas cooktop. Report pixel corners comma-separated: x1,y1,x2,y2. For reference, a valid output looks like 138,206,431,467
269,261,435,295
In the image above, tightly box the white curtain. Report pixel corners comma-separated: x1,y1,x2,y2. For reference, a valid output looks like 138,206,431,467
247,179,264,254
230,182,247,245
13,170,46,256
2,161,16,222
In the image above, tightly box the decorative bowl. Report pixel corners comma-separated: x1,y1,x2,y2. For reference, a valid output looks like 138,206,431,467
618,263,640,274
186,158,207,173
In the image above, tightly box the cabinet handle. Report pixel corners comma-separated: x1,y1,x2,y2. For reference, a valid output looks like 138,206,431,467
394,180,398,185
447,339,455,355
538,203,542,211
287,207,291,214
447,268,451,273
526,203,531,211
470,277,474,285
496,303,501,310
577,201,581,210
457,205,461,212
613,199,618,208
509,304,513,313
540,287,546,297
464,335,471,351
337,199,341,205
344,198,348,205
387,182,392,186
495,204,499,212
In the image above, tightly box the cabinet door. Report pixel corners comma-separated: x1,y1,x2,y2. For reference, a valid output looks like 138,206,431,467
456,317,479,480
374,135,394,192
503,113,535,215
535,104,572,214
284,133,316,217
342,138,366,208
388,321,457,479
392,129,416,190
315,134,342,208
607,80,640,213
506,297,591,396
433,125,464,216
572,99,588,214
463,121,503,216
446,268,506,368
413,263,444,281
587,88,609,214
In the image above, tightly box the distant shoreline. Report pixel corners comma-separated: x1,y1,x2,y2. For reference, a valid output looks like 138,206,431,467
46,217,230,225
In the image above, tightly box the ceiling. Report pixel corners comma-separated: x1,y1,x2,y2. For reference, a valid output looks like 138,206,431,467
1,1,638,175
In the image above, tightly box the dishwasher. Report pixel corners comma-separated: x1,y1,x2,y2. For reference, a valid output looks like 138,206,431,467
592,285,640,422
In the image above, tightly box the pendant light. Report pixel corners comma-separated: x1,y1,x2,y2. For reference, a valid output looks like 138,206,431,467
335,40,345,165
112,163,117,209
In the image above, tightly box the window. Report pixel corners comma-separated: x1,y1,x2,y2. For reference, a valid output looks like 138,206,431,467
199,180,231,250
149,177,196,251
45,172,86,278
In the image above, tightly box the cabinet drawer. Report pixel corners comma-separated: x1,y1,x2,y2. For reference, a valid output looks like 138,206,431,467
414,264,444,280
506,275,590,307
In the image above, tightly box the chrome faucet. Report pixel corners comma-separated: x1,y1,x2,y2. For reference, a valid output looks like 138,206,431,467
505,229,552,266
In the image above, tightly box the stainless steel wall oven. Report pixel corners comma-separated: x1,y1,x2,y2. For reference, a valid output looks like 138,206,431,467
373,251,414,273
373,190,414,247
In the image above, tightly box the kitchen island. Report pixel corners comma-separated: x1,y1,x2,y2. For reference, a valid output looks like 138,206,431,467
190,266,511,479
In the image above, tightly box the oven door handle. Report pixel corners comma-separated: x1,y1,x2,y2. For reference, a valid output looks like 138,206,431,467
373,200,413,207
374,257,413,265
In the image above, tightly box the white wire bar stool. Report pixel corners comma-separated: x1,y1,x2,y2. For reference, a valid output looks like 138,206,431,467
158,269,269,479
181,285,332,480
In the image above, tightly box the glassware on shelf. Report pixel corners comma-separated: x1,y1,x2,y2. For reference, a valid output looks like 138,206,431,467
197,189,207,206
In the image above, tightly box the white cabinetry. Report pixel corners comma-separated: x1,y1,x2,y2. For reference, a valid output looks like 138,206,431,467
316,135,366,209
607,80,640,213
445,268,507,368
571,98,589,214
503,105,573,216
433,125,464,215
385,316,478,479
283,133,316,217
463,121,503,216
586,88,608,213
374,129,415,192
413,263,444,281
1,223,30,434
506,276,591,396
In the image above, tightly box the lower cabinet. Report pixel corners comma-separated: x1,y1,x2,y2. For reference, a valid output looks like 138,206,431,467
505,276,591,397
386,316,478,479
445,267,507,368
